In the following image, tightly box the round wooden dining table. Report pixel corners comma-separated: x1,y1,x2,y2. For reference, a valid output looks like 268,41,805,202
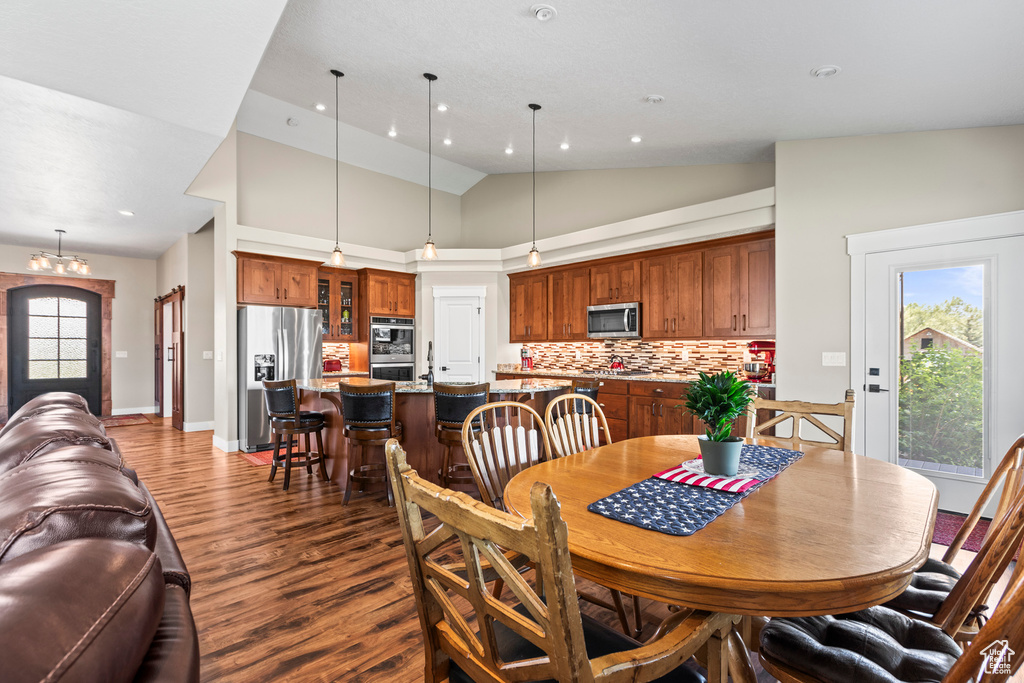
503,435,938,619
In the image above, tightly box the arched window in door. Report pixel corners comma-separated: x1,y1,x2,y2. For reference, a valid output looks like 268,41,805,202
7,285,102,415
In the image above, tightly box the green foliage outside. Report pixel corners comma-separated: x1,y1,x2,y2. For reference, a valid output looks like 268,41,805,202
684,371,754,442
899,342,983,469
904,297,983,348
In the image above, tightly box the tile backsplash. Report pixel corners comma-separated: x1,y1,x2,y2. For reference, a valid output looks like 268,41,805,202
322,343,350,367
522,339,755,375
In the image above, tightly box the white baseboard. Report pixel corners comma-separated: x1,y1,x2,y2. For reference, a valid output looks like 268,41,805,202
111,406,158,416
212,434,239,453
183,421,215,432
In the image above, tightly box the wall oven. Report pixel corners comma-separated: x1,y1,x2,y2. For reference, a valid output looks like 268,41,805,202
587,302,641,339
369,316,414,364
370,363,416,382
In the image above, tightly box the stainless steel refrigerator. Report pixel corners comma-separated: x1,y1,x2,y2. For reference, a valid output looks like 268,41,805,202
238,306,323,452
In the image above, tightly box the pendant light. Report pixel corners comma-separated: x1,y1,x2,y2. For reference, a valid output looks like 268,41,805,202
26,229,90,275
328,69,346,267
527,103,542,268
420,73,438,260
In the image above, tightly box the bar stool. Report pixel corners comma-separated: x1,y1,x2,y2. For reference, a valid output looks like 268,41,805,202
571,378,601,408
337,381,403,506
262,379,329,491
433,382,489,489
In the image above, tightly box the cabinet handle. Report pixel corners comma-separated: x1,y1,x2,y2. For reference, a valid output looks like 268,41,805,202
654,388,663,393
276,287,280,298
615,287,619,299
567,323,571,334
651,402,655,416
608,288,613,299
599,381,605,386
665,317,668,330
563,323,567,336
660,404,664,417
733,314,737,331
283,288,287,300
599,403,605,407
672,318,676,332
742,314,747,331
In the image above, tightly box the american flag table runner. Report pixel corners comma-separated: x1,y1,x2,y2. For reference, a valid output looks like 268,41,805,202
587,444,804,536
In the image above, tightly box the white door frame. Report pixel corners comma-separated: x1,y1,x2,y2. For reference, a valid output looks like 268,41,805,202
849,209,1024,462
432,286,487,382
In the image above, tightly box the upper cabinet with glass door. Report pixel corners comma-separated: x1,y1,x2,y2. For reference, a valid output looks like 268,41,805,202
318,267,358,342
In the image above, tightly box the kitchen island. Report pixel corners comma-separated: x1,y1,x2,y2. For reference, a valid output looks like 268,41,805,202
296,377,572,493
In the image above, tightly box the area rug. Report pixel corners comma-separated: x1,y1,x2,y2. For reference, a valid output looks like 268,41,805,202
932,511,1020,561
100,414,151,428
236,450,275,466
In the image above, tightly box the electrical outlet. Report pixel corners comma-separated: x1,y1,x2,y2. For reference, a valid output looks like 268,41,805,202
115,350,128,358
822,352,847,367
203,351,213,360
575,349,581,360
679,349,689,362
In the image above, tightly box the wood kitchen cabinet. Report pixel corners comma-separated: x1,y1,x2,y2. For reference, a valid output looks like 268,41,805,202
317,268,358,342
702,238,775,338
361,269,416,317
590,260,641,305
627,382,695,438
509,272,548,342
234,251,318,308
548,267,590,341
642,251,703,339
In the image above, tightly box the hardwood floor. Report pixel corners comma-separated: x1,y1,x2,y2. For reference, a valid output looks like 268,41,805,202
113,418,1018,682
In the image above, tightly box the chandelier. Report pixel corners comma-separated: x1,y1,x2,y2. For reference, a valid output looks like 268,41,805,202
27,229,90,275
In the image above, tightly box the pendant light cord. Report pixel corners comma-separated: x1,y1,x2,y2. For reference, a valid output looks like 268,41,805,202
428,76,432,241
335,73,340,247
531,105,538,248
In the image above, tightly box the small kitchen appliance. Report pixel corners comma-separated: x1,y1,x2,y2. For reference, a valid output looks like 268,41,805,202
520,345,534,371
587,302,641,339
323,359,342,372
609,354,625,371
744,340,776,383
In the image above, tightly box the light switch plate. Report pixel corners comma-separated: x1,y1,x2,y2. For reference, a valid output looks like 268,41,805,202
216,351,224,362
115,350,128,358
203,351,214,360
822,352,846,367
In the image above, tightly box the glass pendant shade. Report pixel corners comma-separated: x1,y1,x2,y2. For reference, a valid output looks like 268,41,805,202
80,263,90,275
54,260,65,275
527,246,542,268
68,259,80,272
331,246,345,267
421,239,437,261
38,255,50,269
28,256,40,270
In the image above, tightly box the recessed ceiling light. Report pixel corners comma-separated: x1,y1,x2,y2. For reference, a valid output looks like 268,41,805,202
118,210,134,216
286,117,300,127
436,104,448,112
505,147,514,155
810,65,841,78
560,142,569,150
314,103,326,111
443,138,452,145
531,4,557,21
630,135,642,143
388,129,397,138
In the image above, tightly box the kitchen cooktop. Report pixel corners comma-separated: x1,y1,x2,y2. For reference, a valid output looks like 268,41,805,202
581,369,653,376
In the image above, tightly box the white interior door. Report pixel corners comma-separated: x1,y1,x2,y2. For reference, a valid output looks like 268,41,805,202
434,293,483,383
162,302,173,417
860,234,1024,514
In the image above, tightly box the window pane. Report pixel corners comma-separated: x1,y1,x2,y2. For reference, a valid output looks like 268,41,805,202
29,338,58,360
60,361,87,378
59,298,87,317
60,338,87,359
60,317,87,339
28,360,59,379
29,316,58,338
29,297,58,316
899,265,984,476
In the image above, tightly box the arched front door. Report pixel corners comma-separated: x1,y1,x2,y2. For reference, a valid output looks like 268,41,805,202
7,285,102,415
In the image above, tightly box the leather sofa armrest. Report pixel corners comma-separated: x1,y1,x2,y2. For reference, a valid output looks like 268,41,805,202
133,584,200,683
140,482,191,597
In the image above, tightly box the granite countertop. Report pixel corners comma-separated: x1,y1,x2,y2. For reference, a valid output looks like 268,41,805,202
322,371,369,378
493,368,775,388
298,377,573,395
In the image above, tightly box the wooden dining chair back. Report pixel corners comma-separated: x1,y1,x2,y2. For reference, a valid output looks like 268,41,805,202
384,439,737,683
461,401,551,511
545,393,612,458
745,390,856,452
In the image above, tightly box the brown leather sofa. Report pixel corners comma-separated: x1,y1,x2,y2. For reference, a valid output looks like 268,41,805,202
0,392,199,683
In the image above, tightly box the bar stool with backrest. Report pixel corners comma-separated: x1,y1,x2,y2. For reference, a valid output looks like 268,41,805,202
261,379,329,491
385,438,738,683
745,389,856,452
432,382,489,489
337,380,402,506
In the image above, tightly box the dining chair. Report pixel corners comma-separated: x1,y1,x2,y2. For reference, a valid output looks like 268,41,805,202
460,401,551,511
885,479,1024,643
758,500,1024,683
745,389,856,452
545,393,611,458
384,438,740,683
545,392,644,639
261,379,329,491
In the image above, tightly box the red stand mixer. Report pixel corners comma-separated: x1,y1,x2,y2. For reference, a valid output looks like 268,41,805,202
744,340,776,383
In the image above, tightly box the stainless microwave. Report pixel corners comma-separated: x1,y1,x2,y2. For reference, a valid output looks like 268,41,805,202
587,302,641,339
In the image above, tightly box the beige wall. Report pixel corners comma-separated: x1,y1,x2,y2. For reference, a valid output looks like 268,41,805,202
459,163,775,248
775,124,1024,403
236,132,462,252
0,246,157,412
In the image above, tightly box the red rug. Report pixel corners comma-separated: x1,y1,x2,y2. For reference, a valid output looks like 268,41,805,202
101,414,151,428
932,511,1020,561
237,450,275,466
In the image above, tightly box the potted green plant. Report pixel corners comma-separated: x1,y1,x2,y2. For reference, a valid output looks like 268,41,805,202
684,370,755,476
